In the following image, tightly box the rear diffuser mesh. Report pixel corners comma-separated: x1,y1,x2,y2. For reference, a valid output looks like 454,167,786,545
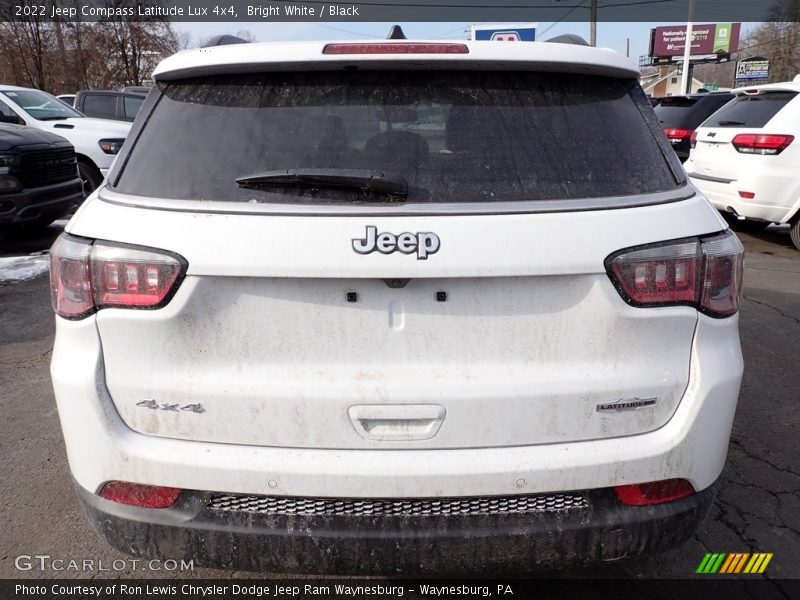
207,492,588,516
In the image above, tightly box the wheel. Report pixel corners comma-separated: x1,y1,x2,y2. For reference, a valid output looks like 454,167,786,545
729,219,770,234
790,216,800,251
77,160,102,198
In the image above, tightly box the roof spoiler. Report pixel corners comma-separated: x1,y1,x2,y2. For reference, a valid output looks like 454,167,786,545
545,34,589,46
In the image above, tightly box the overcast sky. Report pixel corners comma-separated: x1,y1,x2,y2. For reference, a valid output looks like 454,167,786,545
173,21,707,61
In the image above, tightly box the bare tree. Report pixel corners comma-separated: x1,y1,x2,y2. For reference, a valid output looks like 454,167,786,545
0,0,182,92
737,2,800,83
94,19,180,87
0,18,54,90
235,29,257,43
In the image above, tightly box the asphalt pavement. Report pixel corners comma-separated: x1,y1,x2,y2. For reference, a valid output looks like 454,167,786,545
0,222,797,580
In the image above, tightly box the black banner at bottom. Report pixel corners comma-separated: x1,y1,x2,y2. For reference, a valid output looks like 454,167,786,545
3,579,799,600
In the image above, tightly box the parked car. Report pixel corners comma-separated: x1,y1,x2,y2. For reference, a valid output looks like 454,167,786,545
654,92,735,162
56,94,76,107
50,37,744,574
0,85,130,196
685,77,800,248
0,123,82,230
73,89,146,123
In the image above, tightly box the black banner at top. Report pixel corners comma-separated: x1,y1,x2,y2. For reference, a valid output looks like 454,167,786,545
1,0,800,23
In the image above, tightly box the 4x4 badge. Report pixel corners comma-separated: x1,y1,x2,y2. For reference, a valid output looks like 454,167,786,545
352,226,440,260
136,399,205,414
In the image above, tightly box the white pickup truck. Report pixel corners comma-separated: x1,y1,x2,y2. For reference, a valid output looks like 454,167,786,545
0,85,131,196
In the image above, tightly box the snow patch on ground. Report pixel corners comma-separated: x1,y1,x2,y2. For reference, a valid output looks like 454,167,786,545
0,252,50,282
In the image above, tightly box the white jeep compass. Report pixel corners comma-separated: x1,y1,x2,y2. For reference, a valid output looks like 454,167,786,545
49,37,745,574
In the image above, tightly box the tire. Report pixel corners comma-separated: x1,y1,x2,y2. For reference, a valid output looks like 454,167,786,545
729,219,770,234
790,216,800,251
77,160,102,198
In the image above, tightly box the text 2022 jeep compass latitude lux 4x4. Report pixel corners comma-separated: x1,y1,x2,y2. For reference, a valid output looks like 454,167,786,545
49,38,744,574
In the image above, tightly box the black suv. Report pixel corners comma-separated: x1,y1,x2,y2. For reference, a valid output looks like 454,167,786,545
654,92,734,162
0,124,83,230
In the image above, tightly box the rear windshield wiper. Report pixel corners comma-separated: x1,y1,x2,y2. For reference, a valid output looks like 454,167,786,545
716,120,746,127
236,168,408,199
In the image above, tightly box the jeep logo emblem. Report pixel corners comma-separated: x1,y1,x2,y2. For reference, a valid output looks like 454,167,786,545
352,226,440,260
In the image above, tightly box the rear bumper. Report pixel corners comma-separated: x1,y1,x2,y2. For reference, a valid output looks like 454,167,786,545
688,173,798,223
0,178,83,225
77,481,718,574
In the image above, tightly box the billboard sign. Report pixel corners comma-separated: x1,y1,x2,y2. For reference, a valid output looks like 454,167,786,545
471,23,537,42
651,23,741,57
735,59,770,81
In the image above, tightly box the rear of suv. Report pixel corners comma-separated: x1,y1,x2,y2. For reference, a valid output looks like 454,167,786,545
50,39,744,574
654,92,735,162
685,77,800,248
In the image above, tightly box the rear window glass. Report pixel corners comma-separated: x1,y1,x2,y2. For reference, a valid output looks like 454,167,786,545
123,96,144,119
83,95,117,119
654,97,699,126
703,91,798,128
655,95,734,129
114,71,681,204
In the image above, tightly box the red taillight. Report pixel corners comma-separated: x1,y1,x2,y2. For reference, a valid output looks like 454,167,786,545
731,133,794,155
664,128,693,143
99,481,182,509
49,235,93,319
608,240,700,307
699,234,745,317
50,234,186,319
690,130,698,148
323,43,469,55
606,231,744,318
91,243,185,308
614,479,695,506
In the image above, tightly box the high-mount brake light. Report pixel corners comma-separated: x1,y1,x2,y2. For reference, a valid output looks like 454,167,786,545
323,43,469,55
50,234,186,320
606,231,744,318
732,134,794,155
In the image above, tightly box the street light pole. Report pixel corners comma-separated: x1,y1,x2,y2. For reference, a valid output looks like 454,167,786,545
679,0,697,94
590,0,598,46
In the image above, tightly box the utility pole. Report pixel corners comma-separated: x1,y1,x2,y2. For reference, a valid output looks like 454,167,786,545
590,0,598,47
679,0,697,94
